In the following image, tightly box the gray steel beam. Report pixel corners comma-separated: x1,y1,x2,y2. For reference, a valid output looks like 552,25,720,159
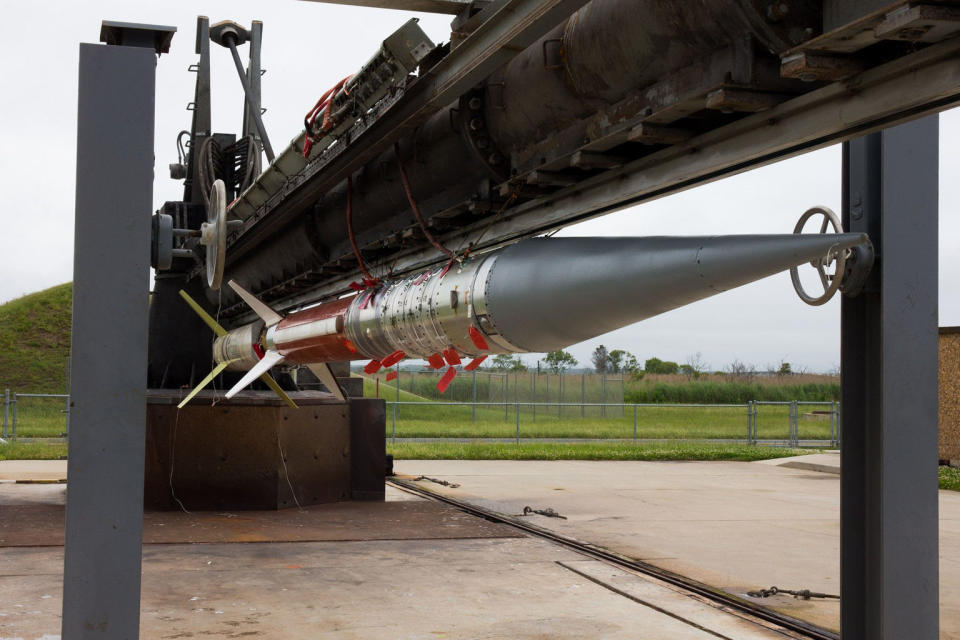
299,0,471,14
226,0,591,267
840,118,940,638
62,40,159,639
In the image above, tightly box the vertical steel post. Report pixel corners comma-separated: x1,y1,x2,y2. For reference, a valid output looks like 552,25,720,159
747,400,753,444
622,376,626,416
472,369,477,422
2,389,8,439
633,404,637,442
62,31,163,639
11,394,16,440
840,119,939,639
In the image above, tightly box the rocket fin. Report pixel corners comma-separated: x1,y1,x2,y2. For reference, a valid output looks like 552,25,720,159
306,362,346,402
227,280,283,328
225,349,285,399
178,290,227,337
177,360,234,409
259,372,299,409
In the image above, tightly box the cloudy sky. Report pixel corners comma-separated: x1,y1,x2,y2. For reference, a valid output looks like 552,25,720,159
1,1,956,373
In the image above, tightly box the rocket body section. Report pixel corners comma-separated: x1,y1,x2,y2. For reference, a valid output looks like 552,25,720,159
211,232,869,374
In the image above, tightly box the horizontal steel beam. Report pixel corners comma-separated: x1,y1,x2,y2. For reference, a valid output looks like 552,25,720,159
245,33,960,319
226,0,591,267
299,0,471,14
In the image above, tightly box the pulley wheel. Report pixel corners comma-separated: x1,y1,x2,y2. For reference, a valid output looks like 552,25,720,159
202,179,227,290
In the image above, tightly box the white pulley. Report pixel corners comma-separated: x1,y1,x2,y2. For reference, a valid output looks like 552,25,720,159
201,179,227,290
790,206,848,306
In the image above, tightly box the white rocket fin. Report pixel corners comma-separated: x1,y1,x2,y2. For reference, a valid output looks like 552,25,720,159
306,362,347,402
227,280,283,328
225,349,285,399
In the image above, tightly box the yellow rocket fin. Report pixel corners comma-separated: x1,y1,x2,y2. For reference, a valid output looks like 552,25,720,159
177,360,233,409
259,372,299,409
178,290,227,337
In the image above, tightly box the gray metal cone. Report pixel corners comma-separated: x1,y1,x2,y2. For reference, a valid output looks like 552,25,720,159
484,234,867,352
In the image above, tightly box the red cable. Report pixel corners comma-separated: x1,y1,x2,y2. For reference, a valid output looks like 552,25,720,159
395,141,454,259
346,176,377,283
302,75,353,158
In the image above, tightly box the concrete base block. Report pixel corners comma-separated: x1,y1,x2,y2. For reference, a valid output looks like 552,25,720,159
144,390,385,510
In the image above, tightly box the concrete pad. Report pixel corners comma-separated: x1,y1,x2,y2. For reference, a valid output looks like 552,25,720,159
0,483,793,639
0,460,67,483
395,459,960,636
757,453,840,475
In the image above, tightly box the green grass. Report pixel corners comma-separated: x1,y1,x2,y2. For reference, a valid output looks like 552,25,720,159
0,283,72,393
383,403,836,440
0,441,68,460
5,395,68,437
941,466,960,491
388,441,816,461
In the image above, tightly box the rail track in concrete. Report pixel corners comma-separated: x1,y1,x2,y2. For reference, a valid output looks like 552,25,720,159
389,477,838,640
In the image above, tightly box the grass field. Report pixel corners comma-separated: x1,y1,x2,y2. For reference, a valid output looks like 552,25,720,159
362,377,836,440
387,441,816,461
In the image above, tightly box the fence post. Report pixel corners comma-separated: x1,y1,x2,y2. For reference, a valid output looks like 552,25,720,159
622,376,626,416
581,373,585,418
602,373,606,417
502,374,507,421
790,400,798,447
633,404,637,442
12,393,17,440
2,389,8,439
558,371,563,419
472,369,477,422
532,371,537,422
515,401,520,444
392,402,397,442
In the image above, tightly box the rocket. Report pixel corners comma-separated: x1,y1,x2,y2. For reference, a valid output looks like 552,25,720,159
176,232,868,407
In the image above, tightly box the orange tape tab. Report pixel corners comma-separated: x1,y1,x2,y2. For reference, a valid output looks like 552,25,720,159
464,356,487,371
364,359,382,374
443,349,461,366
436,366,457,393
385,370,398,381
381,350,406,368
427,353,446,369
468,326,489,351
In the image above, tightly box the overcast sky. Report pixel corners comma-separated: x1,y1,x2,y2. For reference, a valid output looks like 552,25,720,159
0,1,956,373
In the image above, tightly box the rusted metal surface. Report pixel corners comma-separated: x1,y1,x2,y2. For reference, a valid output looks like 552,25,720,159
0,500,522,547
350,398,387,501
145,391,356,510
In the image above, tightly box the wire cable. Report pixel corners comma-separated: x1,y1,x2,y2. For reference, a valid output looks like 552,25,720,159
395,141,454,259
346,176,377,283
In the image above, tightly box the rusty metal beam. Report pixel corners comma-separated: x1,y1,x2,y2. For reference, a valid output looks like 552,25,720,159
248,32,960,315
226,0,591,268
299,0,471,14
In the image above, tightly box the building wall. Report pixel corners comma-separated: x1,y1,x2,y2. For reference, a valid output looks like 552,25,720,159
941,328,960,464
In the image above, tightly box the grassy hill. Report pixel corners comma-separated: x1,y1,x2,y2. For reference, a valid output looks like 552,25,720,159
0,283,72,392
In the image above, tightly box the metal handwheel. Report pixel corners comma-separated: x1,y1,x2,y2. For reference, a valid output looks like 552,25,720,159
789,206,848,306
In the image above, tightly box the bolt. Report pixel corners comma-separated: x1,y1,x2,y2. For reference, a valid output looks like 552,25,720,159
469,117,484,131
468,97,482,110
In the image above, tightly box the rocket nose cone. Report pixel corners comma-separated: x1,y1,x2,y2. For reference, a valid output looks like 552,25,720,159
482,233,867,353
